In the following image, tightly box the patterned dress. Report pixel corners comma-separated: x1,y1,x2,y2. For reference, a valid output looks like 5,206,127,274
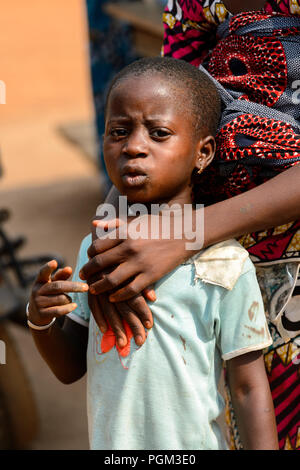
163,0,300,450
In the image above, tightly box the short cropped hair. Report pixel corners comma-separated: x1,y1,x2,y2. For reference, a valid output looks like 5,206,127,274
105,57,221,137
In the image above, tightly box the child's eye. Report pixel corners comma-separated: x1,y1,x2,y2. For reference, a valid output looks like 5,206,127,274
150,129,171,139
110,128,128,138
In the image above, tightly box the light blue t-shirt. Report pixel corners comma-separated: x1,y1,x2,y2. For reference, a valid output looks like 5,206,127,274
69,234,272,450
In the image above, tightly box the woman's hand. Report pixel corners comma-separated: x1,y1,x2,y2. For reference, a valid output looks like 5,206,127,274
88,292,154,347
82,163,300,345
80,213,197,302
80,213,197,346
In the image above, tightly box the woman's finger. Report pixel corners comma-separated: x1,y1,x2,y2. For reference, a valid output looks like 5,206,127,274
92,217,126,237
86,236,123,260
79,244,126,281
89,263,138,295
142,286,156,302
109,274,149,303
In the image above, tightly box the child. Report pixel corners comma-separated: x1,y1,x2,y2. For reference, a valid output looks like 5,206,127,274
81,1,300,451
27,57,278,450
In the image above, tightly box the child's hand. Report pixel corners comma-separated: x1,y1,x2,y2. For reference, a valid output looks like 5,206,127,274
28,260,89,327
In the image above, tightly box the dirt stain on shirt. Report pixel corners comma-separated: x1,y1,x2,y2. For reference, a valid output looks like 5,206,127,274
248,301,259,321
244,324,265,337
179,335,186,351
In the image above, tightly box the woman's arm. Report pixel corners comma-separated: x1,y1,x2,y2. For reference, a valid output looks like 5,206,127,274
82,164,300,302
204,163,300,247
226,350,279,450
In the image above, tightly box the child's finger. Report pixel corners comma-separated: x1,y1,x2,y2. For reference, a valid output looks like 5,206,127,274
35,260,58,284
38,281,89,296
35,294,74,308
39,303,78,317
98,294,128,348
51,267,73,282
88,293,108,333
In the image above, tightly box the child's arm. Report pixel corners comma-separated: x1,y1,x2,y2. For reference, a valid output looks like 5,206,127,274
28,260,89,384
226,350,279,450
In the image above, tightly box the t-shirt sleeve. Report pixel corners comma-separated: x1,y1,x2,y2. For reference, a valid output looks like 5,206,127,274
67,234,92,327
216,258,272,361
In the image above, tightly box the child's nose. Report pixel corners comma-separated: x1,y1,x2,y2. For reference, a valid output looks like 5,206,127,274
123,130,148,158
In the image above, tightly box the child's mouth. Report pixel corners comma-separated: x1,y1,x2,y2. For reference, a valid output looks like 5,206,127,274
121,167,148,187
122,173,148,187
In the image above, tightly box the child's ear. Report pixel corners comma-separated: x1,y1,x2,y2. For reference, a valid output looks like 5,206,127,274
195,136,216,174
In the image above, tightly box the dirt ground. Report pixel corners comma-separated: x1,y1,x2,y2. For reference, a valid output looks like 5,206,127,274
0,0,104,449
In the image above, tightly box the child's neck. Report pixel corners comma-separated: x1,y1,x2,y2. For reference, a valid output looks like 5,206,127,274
127,188,194,212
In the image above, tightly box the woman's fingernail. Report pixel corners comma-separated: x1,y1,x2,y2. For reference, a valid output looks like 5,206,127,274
144,321,152,329
79,270,85,280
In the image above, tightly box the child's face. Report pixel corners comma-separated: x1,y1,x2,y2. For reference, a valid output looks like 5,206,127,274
104,75,208,205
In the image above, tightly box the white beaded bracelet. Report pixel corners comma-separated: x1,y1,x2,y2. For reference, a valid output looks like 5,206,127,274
26,302,56,331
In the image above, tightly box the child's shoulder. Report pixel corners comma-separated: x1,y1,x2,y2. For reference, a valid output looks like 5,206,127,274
81,233,92,247
192,238,254,291
77,233,92,264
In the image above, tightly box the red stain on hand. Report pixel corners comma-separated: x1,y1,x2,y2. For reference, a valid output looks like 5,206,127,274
100,320,133,358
